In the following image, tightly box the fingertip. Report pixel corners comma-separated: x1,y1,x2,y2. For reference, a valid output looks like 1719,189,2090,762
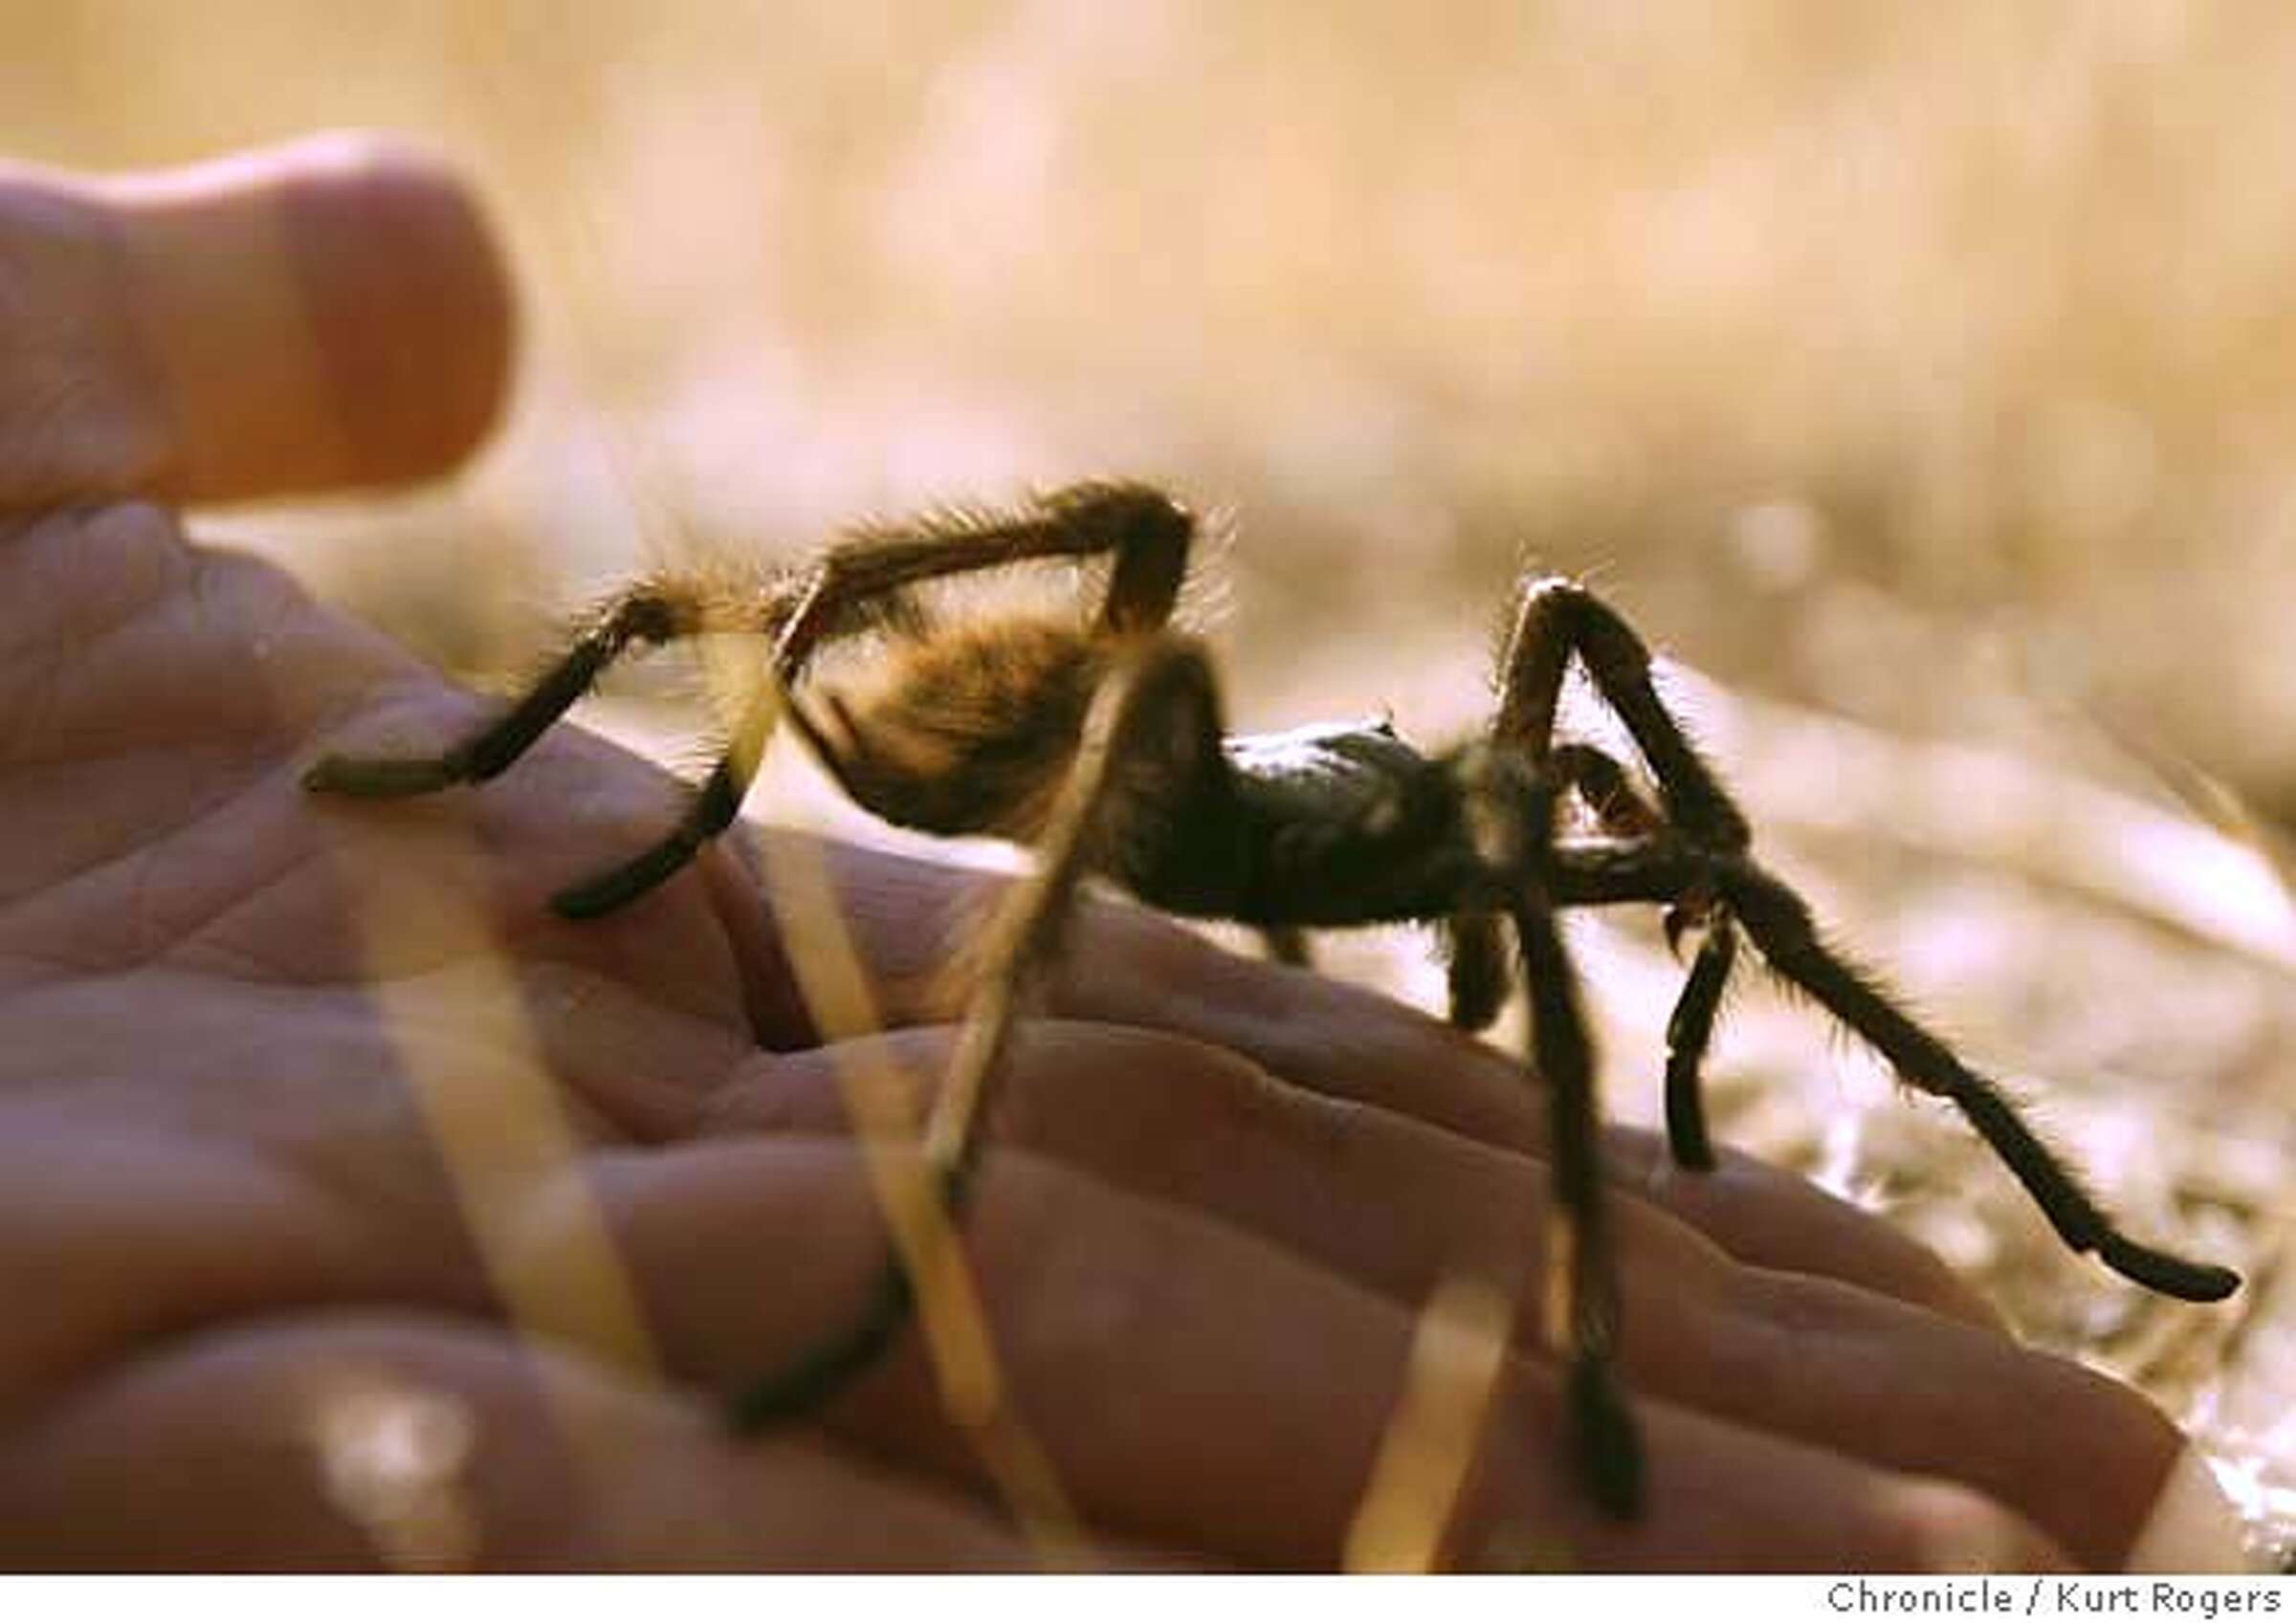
2123,1445,2251,1574
1886,1479,2075,1573
1625,1135,2007,1332
269,134,517,493
98,131,517,503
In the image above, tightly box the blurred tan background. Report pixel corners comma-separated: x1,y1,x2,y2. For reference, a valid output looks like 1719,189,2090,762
7,0,2289,1563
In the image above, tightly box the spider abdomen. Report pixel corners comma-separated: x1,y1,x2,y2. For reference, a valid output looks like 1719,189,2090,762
812,614,1114,842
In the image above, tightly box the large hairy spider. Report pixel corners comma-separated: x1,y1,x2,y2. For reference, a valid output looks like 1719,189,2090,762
306,481,2239,1520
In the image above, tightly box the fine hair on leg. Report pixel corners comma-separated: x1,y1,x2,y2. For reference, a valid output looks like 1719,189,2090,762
564,486,1197,917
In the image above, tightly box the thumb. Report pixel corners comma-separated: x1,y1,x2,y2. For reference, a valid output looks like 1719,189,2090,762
0,132,514,508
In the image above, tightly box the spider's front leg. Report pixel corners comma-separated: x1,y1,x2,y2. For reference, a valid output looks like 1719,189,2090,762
1486,579,1759,1174
728,633,1233,1430
557,484,1195,919
301,566,819,922
1456,748,1644,1518
307,482,1198,919
1498,578,2241,1304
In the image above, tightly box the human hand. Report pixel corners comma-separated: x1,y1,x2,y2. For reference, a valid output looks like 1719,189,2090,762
0,136,2222,1571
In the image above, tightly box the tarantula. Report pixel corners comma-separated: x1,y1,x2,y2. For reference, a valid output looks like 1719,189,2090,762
305,481,2240,1520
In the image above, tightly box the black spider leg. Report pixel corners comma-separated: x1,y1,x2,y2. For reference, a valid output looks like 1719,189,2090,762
1503,583,2238,1299
1539,830,2243,1303
1515,881,1643,1520
1548,737,1733,1172
728,636,1230,1430
1439,741,1657,1034
303,574,792,800
1454,748,1643,1518
1438,911,1512,1033
1491,578,1764,1176
1718,862,2241,1303
1660,922,1733,1173
1546,741,1730,1172
554,483,1196,918
1468,580,1799,1516
1260,927,1312,966
1495,581,1748,848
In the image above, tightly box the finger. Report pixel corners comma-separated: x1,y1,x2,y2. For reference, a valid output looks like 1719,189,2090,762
1046,910,1985,1328
563,1134,2071,1570
0,133,511,507
0,1310,1172,1570
700,1020,2180,1567
728,832,1996,1325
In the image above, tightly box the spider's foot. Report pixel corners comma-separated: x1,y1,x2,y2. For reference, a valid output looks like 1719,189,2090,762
1567,1352,1645,1520
724,1259,916,1433
302,753,462,798
1661,907,1736,1174
550,839,701,919
2097,1236,2241,1304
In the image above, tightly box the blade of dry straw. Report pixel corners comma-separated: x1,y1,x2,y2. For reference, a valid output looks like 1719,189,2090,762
697,635,1088,1565
317,815,660,1567
1345,1272,1514,1572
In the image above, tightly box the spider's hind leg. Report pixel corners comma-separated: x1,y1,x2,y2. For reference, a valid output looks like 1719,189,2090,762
1718,859,2241,1303
1507,576,2240,1299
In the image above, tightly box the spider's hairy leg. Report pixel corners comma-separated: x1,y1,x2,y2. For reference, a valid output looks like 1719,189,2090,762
1514,887,1643,1517
1543,827,2240,1298
773,481,1196,670
1544,736,1739,1170
728,634,1231,1430
1440,911,1510,1031
1261,927,1313,967
551,678,784,919
1441,747,1658,1035
560,483,1199,917
1548,742,1665,839
1491,581,1760,1170
1719,858,2241,1304
304,574,792,798
1494,579,1749,852
1661,915,1735,1173
1460,747,1644,1518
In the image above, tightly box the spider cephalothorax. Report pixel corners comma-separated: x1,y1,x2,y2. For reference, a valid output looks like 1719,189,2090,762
306,480,2240,1521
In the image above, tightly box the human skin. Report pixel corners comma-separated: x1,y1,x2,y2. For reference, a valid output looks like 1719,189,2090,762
0,136,2209,1570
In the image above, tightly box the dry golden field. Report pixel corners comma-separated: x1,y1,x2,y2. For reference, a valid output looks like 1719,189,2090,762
7,2,2290,1566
